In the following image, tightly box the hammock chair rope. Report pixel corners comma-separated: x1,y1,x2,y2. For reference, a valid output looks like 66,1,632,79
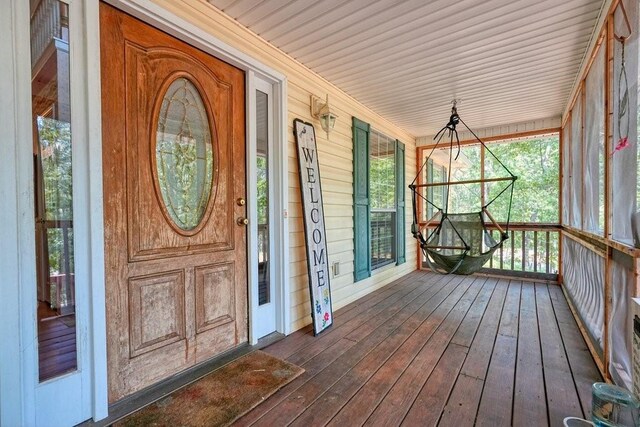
410,102,517,275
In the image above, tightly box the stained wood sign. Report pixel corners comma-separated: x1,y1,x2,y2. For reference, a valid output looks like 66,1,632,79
294,119,333,335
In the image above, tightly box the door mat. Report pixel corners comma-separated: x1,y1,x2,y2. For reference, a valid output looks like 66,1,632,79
114,350,304,427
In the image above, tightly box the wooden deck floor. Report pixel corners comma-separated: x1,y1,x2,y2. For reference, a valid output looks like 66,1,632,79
38,311,77,381
237,271,601,426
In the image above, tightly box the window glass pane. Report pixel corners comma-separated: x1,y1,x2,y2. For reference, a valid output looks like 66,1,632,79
485,137,559,223
31,0,77,382
155,77,213,231
370,130,396,270
256,90,270,305
424,159,446,220
432,145,482,214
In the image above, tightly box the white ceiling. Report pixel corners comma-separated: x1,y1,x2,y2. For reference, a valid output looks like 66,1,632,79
208,0,605,136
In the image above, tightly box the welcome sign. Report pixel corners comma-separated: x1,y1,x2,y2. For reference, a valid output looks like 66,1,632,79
293,119,333,335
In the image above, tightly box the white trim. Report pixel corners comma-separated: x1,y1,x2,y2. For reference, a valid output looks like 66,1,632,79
0,1,30,424
249,76,283,343
107,0,286,85
84,0,109,421
275,80,291,336
247,70,258,344
1,0,106,424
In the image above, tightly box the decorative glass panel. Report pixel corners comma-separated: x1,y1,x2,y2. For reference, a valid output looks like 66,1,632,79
31,0,78,382
256,90,271,305
156,78,213,231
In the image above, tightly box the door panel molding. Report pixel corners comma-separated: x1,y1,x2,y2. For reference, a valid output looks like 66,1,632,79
128,270,186,358
124,43,236,260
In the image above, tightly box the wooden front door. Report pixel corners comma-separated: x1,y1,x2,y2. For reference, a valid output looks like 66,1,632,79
100,3,247,401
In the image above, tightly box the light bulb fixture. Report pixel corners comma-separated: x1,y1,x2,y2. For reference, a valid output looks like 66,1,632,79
310,94,338,139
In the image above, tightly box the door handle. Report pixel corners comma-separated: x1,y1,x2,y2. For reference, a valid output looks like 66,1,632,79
236,198,246,206
237,217,249,226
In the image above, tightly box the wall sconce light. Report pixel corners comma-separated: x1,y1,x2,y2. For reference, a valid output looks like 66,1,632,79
310,94,338,138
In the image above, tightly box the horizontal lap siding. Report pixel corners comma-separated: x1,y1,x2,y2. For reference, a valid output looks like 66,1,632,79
148,0,418,332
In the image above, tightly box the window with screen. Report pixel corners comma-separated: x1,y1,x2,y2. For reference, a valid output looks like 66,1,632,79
370,130,397,270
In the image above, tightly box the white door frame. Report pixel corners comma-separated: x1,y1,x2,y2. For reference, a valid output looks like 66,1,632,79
248,75,282,342
1,0,289,423
1,0,107,424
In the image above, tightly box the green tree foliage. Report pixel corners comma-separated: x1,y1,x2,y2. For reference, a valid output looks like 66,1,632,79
257,156,268,224
430,137,559,223
370,148,395,209
37,116,74,276
425,136,560,273
485,137,559,223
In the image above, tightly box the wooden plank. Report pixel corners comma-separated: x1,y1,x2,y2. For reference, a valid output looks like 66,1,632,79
458,279,510,380
38,341,77,359
536,283,583,423
498,280,522,338
294,280,495,425
450,278,499,348
236,274,463,426
264,271,425,359
438,374,484,426
413,176,515,188
361,278,488,426
400,343,469,426
287,272,449,366
287,277,487,427
513,282,547,426
476,334,518,426
440,280,515,426
250,275,473,426
238,272,602,427
323,277,482,427
37,326,75,342
419,128,561,149
549,285,602,415
475,280,522,426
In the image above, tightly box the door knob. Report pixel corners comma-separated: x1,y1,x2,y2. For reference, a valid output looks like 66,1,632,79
237,217,249,226
236,198,246,206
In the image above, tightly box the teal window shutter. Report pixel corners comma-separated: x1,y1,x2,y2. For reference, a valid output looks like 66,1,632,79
353,117,371,281
396,140,406,265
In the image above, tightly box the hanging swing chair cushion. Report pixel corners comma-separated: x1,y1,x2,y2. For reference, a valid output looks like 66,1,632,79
411,103,516,275
423,212,505,275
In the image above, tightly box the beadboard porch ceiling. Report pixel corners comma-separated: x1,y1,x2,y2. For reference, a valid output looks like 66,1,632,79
208,0,605,137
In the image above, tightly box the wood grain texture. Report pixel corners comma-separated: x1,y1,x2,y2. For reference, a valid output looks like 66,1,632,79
236,272,600,426
513,282,548,426
101,3,246,402
38,314,77,381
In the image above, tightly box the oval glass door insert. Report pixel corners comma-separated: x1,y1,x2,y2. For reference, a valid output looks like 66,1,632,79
155,77,214,231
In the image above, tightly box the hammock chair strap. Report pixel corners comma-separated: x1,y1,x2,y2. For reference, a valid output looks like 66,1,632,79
410,102,517,275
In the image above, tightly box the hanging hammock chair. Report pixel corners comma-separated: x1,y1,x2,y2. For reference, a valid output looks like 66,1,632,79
410,102,517,275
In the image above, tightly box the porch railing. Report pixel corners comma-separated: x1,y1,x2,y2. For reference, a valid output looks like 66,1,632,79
43,219,75,313
30,0,68,66
420,222,560,281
